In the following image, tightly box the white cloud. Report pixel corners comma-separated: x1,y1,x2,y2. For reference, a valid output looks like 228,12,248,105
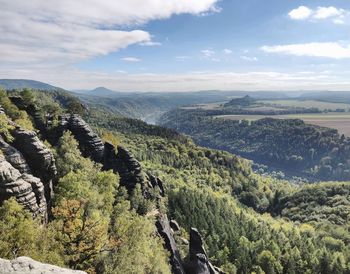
288,6,347,23
288,6,312,20
201,49,216,58
139,41,162,46
313,6,344,19
0,0,219,65
223,49,233,54
122,57,141,62
241,56,258,62
261,42,350,59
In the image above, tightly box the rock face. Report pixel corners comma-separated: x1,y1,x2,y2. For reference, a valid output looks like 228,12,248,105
156,214,186,274
0,109,49,219
185,228,225,274
0,257,86,274
55,115,105,163
0,153,47,219
115,145,145,192
11,127,57,207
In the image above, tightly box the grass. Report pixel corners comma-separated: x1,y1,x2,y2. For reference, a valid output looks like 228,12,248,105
215,112,350,136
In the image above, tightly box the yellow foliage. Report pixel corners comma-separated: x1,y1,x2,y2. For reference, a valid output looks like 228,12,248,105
100,130,120,148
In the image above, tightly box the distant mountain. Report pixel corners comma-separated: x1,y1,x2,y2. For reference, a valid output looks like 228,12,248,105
88,87,127,97
300,91,350,104
0,79,64,91
224,95,255,107
72,87,127,98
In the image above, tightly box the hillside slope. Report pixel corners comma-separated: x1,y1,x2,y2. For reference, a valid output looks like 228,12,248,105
0,79,64,91
0,89,349,273
161,109,350,181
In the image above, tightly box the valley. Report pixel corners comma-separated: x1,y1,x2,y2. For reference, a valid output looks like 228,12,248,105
0,83,349,274
2,1,350,273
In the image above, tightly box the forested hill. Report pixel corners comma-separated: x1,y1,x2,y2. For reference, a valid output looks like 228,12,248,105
0,79,64,91
0,89,349,273
160,108,350,181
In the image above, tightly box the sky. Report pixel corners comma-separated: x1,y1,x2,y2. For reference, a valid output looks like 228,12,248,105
1,0,350,92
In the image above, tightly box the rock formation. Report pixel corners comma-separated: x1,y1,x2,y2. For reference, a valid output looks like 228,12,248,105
50,114,105,162
185,228,225,274
0,257,86,274
0,153,47,219
63,115,105,163
156,214,186,274
0,110,49,219
115,145,145,192
11,127,56,206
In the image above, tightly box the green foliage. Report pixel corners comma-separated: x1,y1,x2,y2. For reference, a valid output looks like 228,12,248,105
67,99,85,115
2,90,349,273
277,182,350,225
54,130,96,178
0,198,64,266
0,114,14,142
130,184,155,215
0,89,34,130
52,199,109,272
161,109,350,181
99,196,171,274
20,89,35,106
168,186,350,273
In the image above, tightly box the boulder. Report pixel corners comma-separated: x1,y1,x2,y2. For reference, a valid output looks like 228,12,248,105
0,257,86,274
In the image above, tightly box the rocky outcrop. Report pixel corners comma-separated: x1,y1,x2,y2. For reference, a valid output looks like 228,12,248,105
0,137,31,174
11,127,56,206
103,141,118,171
148,174,165,197
57,115,105,163
170,220,180,232
0,154,47,219
115,145,145,192
0,257,86,274
156,214,186,274
185,228,225,274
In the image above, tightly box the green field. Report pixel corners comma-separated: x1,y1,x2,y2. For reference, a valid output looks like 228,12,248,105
215,113,350,136
259,99,350,111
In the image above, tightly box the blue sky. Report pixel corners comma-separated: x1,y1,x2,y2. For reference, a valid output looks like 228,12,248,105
1,0,350,91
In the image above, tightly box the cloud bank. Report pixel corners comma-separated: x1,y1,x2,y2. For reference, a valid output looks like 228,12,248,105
0,0,219,65
261,42,350,59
